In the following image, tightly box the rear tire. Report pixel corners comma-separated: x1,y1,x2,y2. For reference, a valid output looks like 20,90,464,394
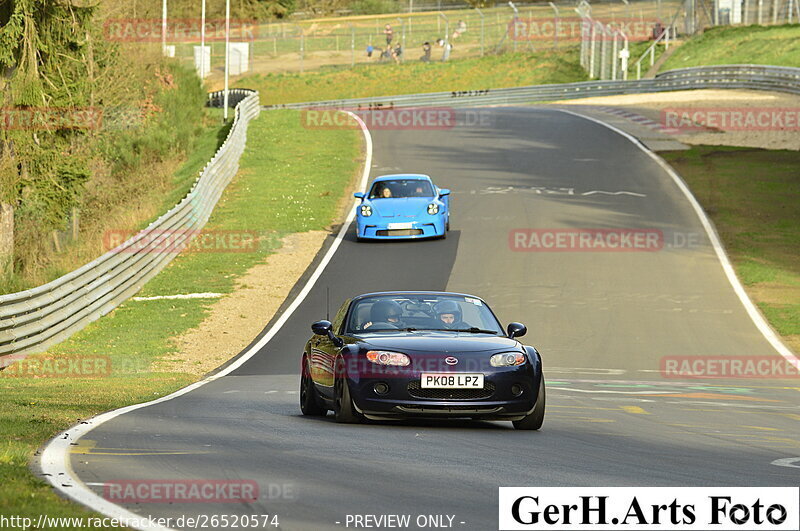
300,357,327,416
334,361,362,424
513,379,545,430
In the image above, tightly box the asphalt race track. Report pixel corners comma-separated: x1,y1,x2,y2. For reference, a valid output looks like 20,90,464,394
67,108,800,530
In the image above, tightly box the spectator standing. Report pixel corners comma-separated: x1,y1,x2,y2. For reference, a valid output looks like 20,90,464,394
453,20,467,40
420,41,432,62
384,24,394,45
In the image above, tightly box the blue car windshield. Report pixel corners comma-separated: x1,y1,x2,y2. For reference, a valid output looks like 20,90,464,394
346,294,504,334
369,179,434,199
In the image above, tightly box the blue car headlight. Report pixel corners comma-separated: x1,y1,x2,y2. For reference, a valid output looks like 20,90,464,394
427,203,439,215
360,204,373,217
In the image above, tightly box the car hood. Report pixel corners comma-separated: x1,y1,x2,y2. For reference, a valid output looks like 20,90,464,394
369,197,433,218
354,332,520,354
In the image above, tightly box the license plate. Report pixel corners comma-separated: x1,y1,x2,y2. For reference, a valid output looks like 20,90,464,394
387,222,414,230
421,373,484,389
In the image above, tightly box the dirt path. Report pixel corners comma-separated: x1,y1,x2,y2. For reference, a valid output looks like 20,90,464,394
156,230,328,376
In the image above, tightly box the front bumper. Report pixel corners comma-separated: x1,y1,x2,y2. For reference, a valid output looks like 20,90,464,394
347,365,539,420
356,218,445,240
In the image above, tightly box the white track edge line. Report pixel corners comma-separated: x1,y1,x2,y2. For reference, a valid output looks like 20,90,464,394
38,111,373,531
558,108,799,370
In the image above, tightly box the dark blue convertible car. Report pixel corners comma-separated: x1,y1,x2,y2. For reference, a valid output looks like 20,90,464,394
354,174,450,241
300,292,545,430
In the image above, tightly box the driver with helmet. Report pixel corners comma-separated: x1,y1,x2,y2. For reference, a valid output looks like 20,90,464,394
433,300,469,330
363,300,404,329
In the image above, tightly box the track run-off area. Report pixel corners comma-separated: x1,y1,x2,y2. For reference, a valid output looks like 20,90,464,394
41,107,799,530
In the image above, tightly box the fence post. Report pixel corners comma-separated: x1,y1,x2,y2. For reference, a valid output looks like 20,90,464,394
549,2,560,49
758,0,764,23
476,8,485,57
771,0,779,23
300,32,304,74
0,203,13,277
589,22,597,77
600,25,608,79
611,31,618,80
351,25,355,67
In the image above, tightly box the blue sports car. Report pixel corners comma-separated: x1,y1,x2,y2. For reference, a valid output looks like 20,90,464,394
354,174,450,241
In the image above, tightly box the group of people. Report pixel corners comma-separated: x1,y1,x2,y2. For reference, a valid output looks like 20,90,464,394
365,24,403,63
365,21,467,64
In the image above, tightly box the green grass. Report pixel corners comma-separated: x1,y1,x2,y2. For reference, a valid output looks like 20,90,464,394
0,110,361,525
235,49,587,104
661,146,800,342
662,24,800,71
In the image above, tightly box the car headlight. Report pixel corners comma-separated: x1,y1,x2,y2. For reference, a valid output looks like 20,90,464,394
360,204,372,217
366,350,410,366
490,352,526,367
427,203,439,215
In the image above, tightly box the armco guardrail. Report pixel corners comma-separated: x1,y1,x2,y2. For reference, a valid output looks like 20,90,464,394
0,89,260,362
264,65,800,110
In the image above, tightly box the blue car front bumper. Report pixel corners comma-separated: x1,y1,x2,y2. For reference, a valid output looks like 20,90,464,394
356,218,445,240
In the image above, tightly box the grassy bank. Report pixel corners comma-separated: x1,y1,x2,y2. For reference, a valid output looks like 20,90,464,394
0,110,361,523
661,24,800,71
661,146,800,352
236,49,587,104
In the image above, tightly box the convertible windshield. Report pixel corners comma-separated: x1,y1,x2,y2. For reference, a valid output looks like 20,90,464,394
346,294,504,334
368,179,434,199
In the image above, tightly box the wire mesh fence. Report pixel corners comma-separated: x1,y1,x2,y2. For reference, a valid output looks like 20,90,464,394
154,0,683,78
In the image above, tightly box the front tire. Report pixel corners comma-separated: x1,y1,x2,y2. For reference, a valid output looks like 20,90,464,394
334,360,362,424
300,357,327,416
513,378,545,430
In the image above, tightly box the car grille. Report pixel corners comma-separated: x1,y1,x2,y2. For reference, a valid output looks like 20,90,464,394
376,229,424,236
407,380,495,400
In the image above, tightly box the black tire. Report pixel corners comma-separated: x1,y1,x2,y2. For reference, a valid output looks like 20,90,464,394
300,358,327,416
513,379,545,430
334,361,362,424
446,217,450,231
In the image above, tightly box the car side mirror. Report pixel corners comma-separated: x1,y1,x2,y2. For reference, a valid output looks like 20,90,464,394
312,320,344,347
354,192,365,201
439,189,450,197
507,322,527,339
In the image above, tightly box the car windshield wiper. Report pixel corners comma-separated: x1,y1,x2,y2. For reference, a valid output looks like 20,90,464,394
451,328,500,334
415,328,500,334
